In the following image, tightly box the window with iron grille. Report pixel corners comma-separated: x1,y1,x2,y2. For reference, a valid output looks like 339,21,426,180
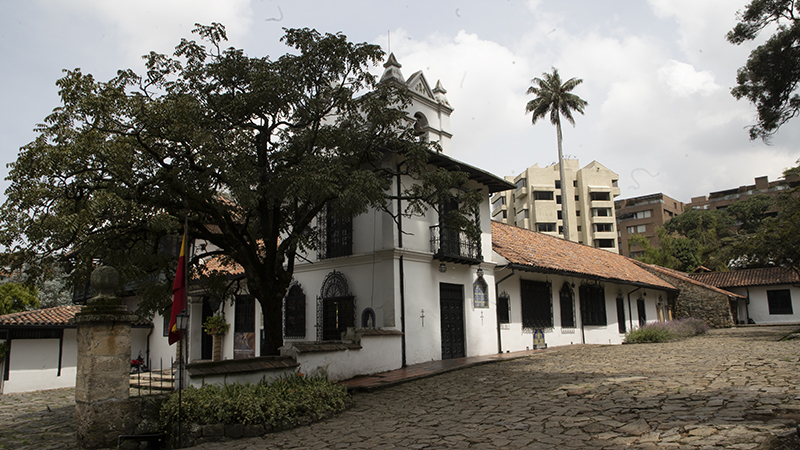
318,204,352,259
498,292,510,324
616,296,626,333
234,295,255,333
767,289,793,315
521,279,553,330
534,191,554,201
579,284,607,326
284,283,306,338
559,282,575,328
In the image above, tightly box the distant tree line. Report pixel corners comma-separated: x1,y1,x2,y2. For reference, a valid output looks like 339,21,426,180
631,163,800,275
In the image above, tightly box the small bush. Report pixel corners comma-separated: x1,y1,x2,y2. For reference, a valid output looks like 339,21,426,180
159,372,350,430
624,318,708,343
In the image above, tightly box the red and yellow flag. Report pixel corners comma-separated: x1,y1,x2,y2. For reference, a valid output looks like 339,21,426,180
168,230,187,345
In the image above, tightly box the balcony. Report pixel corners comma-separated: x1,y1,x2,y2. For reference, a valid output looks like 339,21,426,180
430,225,482,265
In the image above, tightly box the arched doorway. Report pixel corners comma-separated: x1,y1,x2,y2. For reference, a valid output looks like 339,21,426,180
317,271,355,341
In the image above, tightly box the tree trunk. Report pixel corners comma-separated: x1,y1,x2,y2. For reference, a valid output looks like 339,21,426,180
556,119,572,242
257,292,284,356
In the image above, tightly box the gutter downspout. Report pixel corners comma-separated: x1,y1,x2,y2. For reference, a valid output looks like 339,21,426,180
145,325,154,369
745,287,751,324
495,267,516,354
397,164,407,368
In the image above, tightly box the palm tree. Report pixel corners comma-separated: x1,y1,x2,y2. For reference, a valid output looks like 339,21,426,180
526,68,588,242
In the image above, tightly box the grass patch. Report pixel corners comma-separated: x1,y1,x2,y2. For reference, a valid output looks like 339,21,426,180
624,318,708,343
159,372,350,430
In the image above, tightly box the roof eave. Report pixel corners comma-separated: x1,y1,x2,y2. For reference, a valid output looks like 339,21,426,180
504,263,679,293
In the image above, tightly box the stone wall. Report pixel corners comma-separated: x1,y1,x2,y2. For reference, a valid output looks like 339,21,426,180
643,269,734,328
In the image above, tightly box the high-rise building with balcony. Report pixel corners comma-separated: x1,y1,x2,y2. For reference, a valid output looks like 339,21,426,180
491,159,621,252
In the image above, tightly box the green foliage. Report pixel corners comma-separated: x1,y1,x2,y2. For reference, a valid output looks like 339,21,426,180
728,0,800,140
0,24,482,354
624,318,708,343
202,313,230,336
632,188,798,273
159,372,349,430
630,228,704,272
0,261,72,308
525,68,588,128
0,282,40,315
725,194,774,233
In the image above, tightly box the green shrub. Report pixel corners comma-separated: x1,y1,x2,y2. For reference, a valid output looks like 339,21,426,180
624,326,673,343
159,372,350,430
624,318,708,343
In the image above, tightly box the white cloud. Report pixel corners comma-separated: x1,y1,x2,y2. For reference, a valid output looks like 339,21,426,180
657,60,719,97
37,0,254,66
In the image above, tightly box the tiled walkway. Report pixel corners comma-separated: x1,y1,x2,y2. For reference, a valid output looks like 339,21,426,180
338,346,559,391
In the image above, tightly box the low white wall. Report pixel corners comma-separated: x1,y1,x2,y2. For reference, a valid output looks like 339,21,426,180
295,334,402,381
187,367,294,388
3,331,78,394
742,284,800,325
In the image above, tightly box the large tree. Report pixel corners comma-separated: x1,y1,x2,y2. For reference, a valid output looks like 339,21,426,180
727,162,800,274
525,68,588,241
0,24,480,354
632,165,800,274
0,283,40,316
728,0,800,140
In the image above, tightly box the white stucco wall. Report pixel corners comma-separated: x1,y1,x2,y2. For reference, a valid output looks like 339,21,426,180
497,271,667,351
295,334,403,381
729,284,800,325
3,329,78,394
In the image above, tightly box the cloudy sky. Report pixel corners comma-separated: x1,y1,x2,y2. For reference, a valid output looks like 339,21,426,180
1,0,797,205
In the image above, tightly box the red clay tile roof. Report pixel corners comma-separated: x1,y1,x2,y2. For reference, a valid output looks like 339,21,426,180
688,267,800,288
0,304,153,327
0,305,83,327
633,260,746,299
491,221,676,291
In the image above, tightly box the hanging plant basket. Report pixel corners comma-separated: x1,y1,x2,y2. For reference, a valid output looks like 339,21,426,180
202,314,230,336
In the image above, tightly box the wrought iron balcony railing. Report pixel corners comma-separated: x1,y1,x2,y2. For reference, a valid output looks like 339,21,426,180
430,225,482,265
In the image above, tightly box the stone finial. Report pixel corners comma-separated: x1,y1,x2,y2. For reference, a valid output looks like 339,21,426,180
433,80,451,107
379,53,406,86
90,266,119,298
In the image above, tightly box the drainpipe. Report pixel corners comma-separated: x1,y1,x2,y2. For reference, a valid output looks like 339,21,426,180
745,287,751,324
397,164,407,367
494,266,516,354
145,325,154,369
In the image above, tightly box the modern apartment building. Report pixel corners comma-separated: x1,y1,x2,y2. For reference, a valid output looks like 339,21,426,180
491,159,621,252
686,175,800,212
615,193,685,258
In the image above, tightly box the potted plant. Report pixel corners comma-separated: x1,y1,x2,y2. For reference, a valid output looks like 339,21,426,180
202,314,230,361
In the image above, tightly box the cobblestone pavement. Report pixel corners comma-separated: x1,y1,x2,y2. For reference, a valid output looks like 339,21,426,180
194,326,800,450
0,387,74,450
1,326,799,449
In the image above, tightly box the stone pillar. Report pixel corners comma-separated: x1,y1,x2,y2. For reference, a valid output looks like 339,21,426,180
74,266,138,449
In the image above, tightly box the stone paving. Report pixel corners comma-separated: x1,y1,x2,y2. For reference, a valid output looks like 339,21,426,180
193,326,800,450
1,326,798,449
0,387,74,450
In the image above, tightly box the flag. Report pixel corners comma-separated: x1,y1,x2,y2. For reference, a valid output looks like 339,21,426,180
168,230,187,345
